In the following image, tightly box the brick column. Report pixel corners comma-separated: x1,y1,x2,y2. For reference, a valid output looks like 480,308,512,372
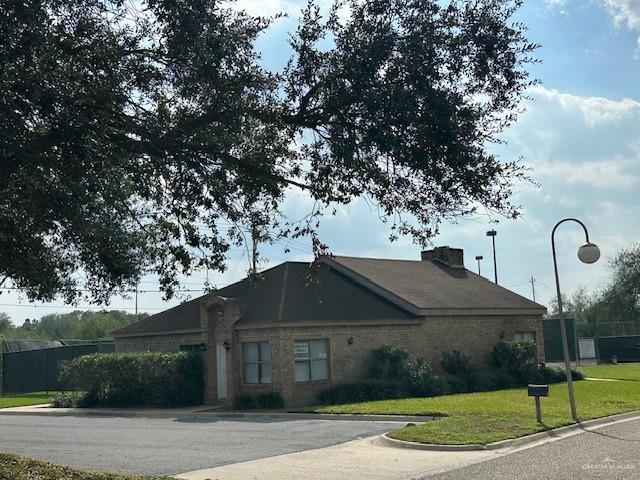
200,297,240,405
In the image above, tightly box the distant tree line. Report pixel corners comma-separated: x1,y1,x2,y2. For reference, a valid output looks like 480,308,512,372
549,244,640,337
0,310,147,340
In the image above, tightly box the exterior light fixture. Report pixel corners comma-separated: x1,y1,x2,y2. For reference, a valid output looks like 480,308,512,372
551,218,600,422
486,229,498,283
475,255,483,275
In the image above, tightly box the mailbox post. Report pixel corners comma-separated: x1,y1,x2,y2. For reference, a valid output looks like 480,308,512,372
528,384,549,423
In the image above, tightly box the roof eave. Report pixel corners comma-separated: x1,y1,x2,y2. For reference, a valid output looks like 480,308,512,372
112,328,203,339
419,308,547,317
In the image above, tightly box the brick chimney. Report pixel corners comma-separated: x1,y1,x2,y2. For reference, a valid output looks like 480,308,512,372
421,246,465,269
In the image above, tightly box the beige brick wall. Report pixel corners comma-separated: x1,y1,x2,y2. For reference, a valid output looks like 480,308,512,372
231,314,544,406
115,332,203,352
115,312,544,407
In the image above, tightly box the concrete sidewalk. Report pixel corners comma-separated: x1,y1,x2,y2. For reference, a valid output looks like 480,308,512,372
176,435,496,480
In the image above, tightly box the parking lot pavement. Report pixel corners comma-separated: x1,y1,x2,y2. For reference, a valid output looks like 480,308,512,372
0,413,407,476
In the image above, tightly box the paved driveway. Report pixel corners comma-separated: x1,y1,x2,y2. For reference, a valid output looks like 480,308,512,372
0,414,405,475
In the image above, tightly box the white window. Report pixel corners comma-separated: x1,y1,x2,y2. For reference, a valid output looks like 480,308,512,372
294,340,329,382
243,341,271,384
514,332,535,342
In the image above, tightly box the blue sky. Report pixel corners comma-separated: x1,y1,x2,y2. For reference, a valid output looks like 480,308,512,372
4,0,640,324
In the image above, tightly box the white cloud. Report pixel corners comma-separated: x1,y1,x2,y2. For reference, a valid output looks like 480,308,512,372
530,86,640,127
533,159,638,188
601,0,640,52
602,0,640,30
227,0,299,17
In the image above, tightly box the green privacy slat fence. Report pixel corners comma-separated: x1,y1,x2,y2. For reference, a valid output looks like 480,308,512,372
542,317,576,362
2,342,114,394
597,336,640,363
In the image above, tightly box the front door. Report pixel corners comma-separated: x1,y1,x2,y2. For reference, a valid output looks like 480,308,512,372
216,343,228,399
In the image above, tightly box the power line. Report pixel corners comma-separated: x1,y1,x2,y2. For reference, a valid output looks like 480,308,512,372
0,303,168,310
1,287,210,294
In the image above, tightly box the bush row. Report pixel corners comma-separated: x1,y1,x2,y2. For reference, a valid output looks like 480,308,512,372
233,392,284,410
316,342,584,405
59,351,204,407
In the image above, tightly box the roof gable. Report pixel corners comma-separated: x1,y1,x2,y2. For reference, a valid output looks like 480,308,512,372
323,256,546,315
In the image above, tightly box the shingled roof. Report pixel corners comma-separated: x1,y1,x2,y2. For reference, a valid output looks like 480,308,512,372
113,253,545,336
112,261,414,336
323,256,546,315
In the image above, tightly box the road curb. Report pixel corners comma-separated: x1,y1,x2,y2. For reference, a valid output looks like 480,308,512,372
486,410,640,450
379,434,487,451
0,405,436,423
378,409,640,452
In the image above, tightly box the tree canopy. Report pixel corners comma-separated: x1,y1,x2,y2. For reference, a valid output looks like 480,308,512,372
550,244,640,337
0,310,145,340
0,0,537,303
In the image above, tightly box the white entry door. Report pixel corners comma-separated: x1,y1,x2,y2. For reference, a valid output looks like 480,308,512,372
216,343,228,399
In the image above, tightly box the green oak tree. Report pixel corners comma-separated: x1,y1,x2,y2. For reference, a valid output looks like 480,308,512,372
1,0,538,303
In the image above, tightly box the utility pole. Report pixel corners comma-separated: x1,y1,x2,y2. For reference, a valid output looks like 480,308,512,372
135,284,139,321
530,277,536,302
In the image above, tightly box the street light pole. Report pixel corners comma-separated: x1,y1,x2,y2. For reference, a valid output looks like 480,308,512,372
551,218,600,422
475,255,483,275
486,230,498,284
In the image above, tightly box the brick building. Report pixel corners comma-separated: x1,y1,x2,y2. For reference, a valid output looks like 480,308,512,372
113,248,546,406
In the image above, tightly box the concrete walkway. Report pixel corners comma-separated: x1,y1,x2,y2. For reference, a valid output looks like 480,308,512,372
176,436,496,480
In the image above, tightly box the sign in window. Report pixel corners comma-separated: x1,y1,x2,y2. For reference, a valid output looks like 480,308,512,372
294,340,329,382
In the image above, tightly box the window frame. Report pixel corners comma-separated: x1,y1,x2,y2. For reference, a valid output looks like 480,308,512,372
293,339,330,383
242,341,271,385
513,332,536,342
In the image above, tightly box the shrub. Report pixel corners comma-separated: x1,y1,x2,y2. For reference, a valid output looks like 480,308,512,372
233,393,257,410
59,351,204,408
440,350,475,393
257,392,284,409
526,366,584,384
473,369,519,391
233,392,284,409
440,351,474,377
403,358,448,397
572,369,585,381
369,345,410,379
491,341,537,380
317,379,404,405
52,392,88,408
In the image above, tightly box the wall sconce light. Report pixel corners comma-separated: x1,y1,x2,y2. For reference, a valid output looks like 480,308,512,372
348,336,354,345
223,339,230,351
499,331,505,340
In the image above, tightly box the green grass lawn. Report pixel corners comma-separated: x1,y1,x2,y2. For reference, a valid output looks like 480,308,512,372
0,392,55,409
580,363,640,381
0,453,174,480
311,364,640,445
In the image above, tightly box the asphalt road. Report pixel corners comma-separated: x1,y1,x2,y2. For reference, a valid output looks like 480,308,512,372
0,414,405,475
424,417,640,480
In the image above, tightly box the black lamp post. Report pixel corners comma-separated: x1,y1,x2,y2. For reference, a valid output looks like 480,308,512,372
486,229,498,284
475,255,483,275
551,218,600,422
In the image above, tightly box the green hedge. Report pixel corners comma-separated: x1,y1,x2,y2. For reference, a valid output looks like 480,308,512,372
59,352,203,407
317,379,404,405
232,392,284,410
317,343,585,405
